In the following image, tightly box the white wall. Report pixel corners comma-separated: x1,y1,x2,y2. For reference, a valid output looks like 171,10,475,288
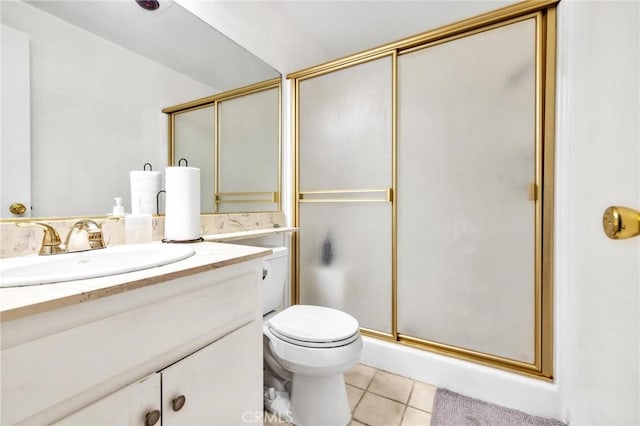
556,0,640,424
1,1,219,217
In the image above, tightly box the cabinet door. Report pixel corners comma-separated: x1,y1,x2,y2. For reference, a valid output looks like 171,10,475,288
161,321,262,426
53,374,160,426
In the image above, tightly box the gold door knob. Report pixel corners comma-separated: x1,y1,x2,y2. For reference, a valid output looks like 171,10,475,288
171,394,186,412
144,409,161,426
603,206,640,239
9,202,27,215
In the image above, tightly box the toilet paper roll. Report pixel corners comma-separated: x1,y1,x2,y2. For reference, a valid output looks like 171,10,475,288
164,166,200,241
130,171,162,215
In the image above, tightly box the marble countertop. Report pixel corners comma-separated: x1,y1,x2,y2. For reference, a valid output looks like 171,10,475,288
0,242,271,323
201,226,299,242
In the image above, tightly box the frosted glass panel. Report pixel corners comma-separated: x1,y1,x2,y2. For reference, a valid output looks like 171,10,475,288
218,87,279,212
174,105,215,212
299,57,392,190
217,201,277,213
299,203,392,333
397,19,536,362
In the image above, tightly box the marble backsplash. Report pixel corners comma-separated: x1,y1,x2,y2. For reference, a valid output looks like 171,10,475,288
0,212,286,258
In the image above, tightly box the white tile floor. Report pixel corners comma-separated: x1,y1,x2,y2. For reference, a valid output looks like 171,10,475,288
265,363,436,426
346,364,435,426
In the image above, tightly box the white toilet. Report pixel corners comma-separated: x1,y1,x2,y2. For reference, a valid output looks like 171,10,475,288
261,246,362,426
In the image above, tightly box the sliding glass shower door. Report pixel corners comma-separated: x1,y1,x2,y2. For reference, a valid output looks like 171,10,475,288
296,56,394,334
397,18,538,363
291,3,556,377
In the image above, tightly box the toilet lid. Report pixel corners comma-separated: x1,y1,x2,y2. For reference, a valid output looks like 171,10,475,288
268,305,359,344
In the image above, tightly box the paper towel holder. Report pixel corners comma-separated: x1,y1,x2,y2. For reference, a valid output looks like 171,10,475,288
178,158,188,167
143,162,153,171
156,190,166,215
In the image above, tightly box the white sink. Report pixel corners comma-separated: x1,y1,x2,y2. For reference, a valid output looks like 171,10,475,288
0,244,195,288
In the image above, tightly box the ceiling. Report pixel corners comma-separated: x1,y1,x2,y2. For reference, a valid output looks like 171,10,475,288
274,1,518,62
22,0,521,84
176,0,519,75
24,0,279,91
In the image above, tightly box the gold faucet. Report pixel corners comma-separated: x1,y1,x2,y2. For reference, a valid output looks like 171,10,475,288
16,218,119,255
64,219,108,253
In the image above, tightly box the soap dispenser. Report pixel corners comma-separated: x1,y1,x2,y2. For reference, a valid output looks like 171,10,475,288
112,197,126,216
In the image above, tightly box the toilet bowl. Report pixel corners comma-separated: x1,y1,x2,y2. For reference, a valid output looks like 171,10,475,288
261,247,362,426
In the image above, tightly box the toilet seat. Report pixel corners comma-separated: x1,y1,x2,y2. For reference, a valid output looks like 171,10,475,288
268,326,360,348
267,305,359,348
264,323,362,377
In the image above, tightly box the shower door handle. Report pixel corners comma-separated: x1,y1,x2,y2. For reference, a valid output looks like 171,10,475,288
602,206,640,239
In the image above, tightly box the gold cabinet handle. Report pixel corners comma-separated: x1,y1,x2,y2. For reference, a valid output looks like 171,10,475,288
144,409,161,426
171,394,186,412
603,206,640,240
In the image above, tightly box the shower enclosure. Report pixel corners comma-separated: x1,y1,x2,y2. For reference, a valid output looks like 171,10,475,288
291,1,557,377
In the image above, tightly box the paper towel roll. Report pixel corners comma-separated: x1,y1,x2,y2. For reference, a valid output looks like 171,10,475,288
130,171,162,215
164,166,200,241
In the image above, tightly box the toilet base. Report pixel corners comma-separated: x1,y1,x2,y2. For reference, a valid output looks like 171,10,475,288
290,372,351,426
264,386,293,424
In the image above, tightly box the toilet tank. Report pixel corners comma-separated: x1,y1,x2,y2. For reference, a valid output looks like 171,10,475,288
262,246,288,315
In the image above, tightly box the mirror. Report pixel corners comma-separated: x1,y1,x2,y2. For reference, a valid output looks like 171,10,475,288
167,81,281,214
0,0,280,219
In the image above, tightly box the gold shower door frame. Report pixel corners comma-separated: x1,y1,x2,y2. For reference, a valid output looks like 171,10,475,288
290,0,557,379
164,78,283,214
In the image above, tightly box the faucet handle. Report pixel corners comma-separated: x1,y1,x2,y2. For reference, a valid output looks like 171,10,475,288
64,218,121,253
97,216,120,226
15,222,65,255
95,217,121,247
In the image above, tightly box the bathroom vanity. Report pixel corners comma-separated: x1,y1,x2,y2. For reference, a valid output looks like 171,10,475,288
0,242,270,425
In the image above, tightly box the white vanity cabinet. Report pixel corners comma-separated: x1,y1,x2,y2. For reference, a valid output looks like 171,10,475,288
54,374,161,426
161,320,261,426
54,321,261,426
1,252,265,425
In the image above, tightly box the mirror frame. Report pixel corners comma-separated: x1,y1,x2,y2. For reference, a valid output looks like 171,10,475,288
163,77,282,215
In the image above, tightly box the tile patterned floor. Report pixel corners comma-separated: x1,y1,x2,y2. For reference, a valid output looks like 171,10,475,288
265,363,436,426
346,364,436,426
